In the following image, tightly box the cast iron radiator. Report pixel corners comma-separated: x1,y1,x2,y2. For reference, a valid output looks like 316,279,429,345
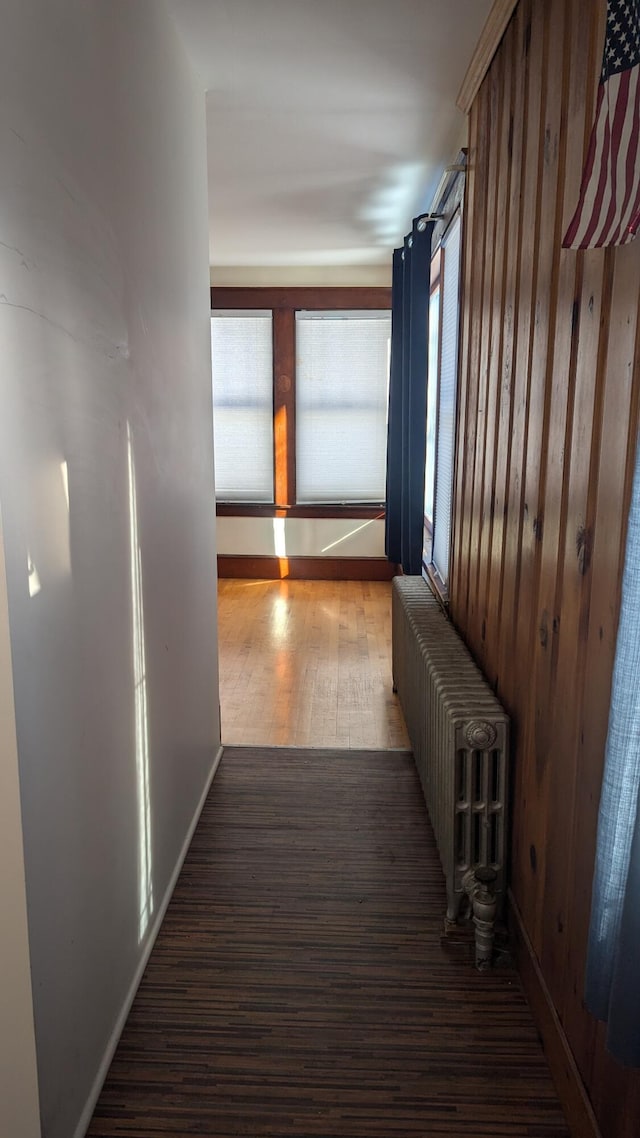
392,575,509,968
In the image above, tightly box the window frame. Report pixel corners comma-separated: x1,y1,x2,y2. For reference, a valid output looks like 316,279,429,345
422,207,463,605
210,286,392,520
423,248,442,556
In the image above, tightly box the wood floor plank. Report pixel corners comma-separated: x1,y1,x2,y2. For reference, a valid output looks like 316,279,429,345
217,580,410,749
88,748,569,1138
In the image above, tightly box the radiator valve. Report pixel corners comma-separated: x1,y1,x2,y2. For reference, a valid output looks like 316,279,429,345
461,866,497,971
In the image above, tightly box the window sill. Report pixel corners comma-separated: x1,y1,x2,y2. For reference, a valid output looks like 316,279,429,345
423,561,449,611
216,502,386,520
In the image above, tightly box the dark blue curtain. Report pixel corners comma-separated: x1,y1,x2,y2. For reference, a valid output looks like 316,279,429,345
385,216,434,573
585,434,640,1066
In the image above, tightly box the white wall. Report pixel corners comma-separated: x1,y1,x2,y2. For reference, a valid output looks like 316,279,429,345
210,264,392,286
217,516,386,558
0,508,41,1138
0,4,219,1137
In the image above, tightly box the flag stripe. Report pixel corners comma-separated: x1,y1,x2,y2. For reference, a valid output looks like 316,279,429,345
563,83,609,248
615,66,640,240
580,113,612,246
594,70,633,244
578,83,614,248
562,0,640,251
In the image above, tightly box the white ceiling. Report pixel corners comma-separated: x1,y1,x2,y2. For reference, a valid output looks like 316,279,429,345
170,0,492,269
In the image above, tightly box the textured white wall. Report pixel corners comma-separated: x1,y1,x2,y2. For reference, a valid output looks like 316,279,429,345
0,3,219,1136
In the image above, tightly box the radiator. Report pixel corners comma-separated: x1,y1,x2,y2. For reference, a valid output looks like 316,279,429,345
392,576,509,967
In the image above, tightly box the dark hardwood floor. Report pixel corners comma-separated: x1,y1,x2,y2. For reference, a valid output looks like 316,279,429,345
88,747,569,1137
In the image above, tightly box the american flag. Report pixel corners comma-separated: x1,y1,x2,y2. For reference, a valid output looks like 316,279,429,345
563,0,640,249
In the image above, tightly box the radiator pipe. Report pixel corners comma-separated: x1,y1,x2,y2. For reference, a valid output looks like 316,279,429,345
461,866,497,971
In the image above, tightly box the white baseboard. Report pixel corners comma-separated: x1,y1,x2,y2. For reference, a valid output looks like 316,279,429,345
73,744,224,1138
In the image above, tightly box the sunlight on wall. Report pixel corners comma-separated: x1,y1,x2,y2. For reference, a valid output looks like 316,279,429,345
57,457,72,577
272,515,289,578
320,519,375,553
127,423,153,944
60,461,69,510
272,517,286,558
26,550,41,598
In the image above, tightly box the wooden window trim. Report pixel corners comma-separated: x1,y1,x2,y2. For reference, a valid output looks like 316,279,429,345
216,503,385,520
272,307,296,506
211,287,391,517
210,286,391,311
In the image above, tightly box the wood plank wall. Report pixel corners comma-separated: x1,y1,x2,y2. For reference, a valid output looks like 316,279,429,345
451,2,640,1135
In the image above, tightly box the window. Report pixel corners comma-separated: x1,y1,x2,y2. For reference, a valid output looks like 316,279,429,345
423,211,462,595
424,282,441,529
210,310,274,502
209,288,392,516
295,311,391,504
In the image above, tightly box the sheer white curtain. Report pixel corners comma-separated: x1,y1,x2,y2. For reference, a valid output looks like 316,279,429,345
586,434,640,1066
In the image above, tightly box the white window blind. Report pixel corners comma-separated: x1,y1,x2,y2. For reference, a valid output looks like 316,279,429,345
295,310,391,503
432,213,462,584
424,285,441,527
210,310,274,502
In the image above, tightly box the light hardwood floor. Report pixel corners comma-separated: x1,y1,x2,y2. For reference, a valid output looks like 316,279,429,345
217,578,410,748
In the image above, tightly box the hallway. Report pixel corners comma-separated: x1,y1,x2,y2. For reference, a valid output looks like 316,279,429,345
86,581,569,1134
217,579,410,749
88,746,568,1137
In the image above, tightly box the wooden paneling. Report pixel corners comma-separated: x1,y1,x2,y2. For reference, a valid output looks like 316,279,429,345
509,890,602,1138
452,2,640,1136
